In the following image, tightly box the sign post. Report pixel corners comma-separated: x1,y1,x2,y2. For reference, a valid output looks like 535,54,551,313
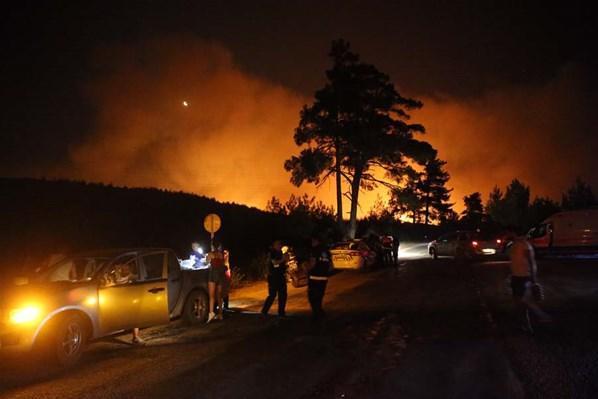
203,213,222,248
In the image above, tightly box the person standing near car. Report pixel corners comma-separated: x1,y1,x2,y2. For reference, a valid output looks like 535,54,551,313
190,241,205,269
509,236,551,333
306,235,332,323
393,231,400,267
222,248,232,311
261,240,289,317
206,242,227,323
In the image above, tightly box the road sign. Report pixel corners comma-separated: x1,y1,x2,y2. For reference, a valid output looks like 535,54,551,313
203,213,222,235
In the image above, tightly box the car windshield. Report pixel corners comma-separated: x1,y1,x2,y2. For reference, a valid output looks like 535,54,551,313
37,255,111,282
332,241,365,251
472,231,497,241
331,242,351,250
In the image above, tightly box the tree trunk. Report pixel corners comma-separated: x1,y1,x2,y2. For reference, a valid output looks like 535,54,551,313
424,190,430,225
335,149,344,233
347,167,363,239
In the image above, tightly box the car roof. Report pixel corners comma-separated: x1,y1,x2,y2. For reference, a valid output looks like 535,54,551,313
67,248,173,258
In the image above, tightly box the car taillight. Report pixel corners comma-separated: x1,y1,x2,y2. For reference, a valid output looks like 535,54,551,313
471,241,479,247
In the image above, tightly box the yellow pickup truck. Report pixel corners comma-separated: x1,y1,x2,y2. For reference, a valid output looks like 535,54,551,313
0,248,209,366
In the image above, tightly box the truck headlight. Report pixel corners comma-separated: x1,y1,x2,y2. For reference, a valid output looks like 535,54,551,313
9,306,42,324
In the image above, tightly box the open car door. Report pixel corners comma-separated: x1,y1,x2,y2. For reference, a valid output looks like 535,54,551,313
98,252,169,335
136,252,170,328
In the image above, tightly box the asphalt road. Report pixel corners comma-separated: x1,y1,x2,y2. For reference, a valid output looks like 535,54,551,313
1,255,598,399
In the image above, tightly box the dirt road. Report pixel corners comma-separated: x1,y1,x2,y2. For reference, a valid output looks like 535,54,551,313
1,257,597,398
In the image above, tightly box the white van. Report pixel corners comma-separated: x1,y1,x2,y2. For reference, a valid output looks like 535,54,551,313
528,209,598,251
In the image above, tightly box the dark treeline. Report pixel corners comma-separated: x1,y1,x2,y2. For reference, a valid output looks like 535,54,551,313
2,176,593,279
0,178,324,278
458,178,597,234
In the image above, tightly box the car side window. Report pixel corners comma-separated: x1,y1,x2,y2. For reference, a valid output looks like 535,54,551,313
142,253,165,280
101,255,139,287
439,234,451,242
531,224,547,238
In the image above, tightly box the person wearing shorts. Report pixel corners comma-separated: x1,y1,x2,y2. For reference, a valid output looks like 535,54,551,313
509,237,551,333
510,275,531,299
206,242,226,323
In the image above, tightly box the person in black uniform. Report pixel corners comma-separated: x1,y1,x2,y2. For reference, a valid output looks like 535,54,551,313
307,235,332,323
261,240,289,317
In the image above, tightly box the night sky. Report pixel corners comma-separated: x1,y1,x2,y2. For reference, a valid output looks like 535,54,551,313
2,1,597,211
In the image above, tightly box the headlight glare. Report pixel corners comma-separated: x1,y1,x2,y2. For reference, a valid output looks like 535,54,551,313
9,306,42,324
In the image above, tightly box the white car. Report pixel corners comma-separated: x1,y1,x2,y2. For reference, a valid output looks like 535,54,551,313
428,231,501,259
330,240,376,270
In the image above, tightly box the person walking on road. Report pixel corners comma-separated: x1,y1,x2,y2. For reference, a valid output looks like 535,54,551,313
206,242,227,323
261,240,289,317
509,236,551,333
306,235,332,323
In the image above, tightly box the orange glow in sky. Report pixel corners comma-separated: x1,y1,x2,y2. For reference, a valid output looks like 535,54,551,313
58,37,593,217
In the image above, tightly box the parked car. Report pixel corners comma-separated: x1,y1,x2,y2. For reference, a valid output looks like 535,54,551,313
428,231,502,259
528,209,598,254
0,248,209,366
330,240,376,270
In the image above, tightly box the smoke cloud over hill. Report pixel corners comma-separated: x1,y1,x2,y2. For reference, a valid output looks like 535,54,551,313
64,36,315,208
419,63,598,207
62,36,597,214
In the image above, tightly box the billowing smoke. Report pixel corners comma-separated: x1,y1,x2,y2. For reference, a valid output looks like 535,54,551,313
417,63,598,209
64,35,336,208
63,35,597,215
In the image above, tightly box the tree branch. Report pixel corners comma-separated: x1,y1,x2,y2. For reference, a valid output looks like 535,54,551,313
361,173,398,190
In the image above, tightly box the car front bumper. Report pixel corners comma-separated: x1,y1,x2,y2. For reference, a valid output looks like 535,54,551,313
0,321,36,353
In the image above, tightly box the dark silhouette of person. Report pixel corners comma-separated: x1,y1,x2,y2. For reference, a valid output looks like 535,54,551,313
261,240,289,317
393,231,400,266
306,235,332,323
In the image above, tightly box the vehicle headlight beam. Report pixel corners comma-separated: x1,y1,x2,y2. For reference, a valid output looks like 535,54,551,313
9,305,42,324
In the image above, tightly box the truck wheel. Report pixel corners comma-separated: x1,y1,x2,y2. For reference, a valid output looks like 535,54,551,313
49,313,88,367
183,290,209,326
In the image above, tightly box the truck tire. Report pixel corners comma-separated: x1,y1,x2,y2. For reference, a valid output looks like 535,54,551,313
183,290,209,326
44,313,88,367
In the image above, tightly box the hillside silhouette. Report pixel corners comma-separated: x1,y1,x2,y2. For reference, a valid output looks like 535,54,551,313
0,178,292,277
